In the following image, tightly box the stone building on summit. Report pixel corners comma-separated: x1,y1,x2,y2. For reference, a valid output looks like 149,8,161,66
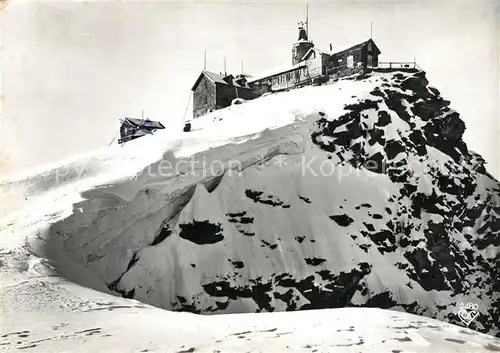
191,20,383,119
190,71,253,119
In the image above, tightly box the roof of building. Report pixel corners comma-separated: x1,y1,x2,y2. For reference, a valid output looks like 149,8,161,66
122,118,165,130
332,38,381,56
191,71,252,91
302,47,329,61
247,62,307,83
300,39,381,63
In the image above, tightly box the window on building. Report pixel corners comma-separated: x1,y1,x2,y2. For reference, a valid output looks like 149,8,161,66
367,54,373,66
347,55,354,68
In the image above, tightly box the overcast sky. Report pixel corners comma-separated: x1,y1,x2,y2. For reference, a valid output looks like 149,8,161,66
1,0,499,178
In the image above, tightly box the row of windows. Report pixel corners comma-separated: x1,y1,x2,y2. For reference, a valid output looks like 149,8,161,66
272,67,307,85
327,54,357,69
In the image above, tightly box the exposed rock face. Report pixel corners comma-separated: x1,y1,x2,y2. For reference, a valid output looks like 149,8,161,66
63,71,499,337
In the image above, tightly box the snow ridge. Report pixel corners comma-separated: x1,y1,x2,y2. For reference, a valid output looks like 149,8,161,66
4,71,499,340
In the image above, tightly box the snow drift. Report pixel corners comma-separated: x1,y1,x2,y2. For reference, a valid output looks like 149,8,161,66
2,70,499,345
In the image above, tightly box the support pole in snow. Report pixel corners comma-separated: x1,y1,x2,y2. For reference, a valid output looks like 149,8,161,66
182,92,193,132
182,92,192,124
108,130,119,146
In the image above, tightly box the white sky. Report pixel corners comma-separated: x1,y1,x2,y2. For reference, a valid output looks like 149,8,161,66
1,0,499,178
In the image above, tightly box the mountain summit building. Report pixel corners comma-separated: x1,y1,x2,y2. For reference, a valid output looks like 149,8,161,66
190,71,253,119
191,21,382,119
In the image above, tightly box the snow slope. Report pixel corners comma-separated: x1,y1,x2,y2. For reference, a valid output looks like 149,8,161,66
3,267,500,352
1,70,500,351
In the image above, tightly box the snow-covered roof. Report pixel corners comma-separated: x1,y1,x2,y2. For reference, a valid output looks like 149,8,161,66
203,71,232,85
247,62,307,83
294,38,313,44
302,47,329,60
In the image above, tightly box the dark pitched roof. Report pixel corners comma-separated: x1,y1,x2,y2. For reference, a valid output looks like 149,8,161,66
123,118,165,130
333,39,381,56
191,70,252,91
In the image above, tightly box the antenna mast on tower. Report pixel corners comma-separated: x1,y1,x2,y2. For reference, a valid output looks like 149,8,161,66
204,50,207,70
306,2,309,38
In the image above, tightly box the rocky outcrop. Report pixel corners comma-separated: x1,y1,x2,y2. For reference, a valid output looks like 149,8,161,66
69,71,500,338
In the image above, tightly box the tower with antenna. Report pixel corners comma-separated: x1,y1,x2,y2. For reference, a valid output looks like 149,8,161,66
292,3,314,65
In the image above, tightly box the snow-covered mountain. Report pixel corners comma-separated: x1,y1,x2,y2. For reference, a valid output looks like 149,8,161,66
1,70,499,351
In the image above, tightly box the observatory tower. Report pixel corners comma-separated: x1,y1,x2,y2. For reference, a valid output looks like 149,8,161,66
292,6,314,66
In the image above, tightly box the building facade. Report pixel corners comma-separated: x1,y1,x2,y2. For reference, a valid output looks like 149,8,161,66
248,23,381,98
191,22,382,119
327,39,381,80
